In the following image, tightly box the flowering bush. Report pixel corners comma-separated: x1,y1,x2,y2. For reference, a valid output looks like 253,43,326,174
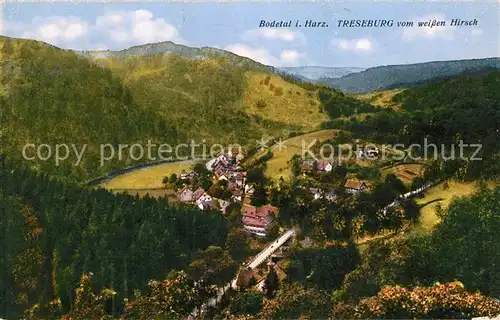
331,281,500,319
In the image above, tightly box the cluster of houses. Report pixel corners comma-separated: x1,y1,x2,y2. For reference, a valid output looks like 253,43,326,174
175,152,371,237
211,152,248,203
307,178,368,201
176,152,279,236
300,159,333,174
299,158,369,198
177,152,247,208
307,178,369,201
177,186,216,211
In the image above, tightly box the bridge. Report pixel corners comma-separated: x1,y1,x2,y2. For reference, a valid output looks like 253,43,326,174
382,182,434,214
189,229,296,318
246,229,295,269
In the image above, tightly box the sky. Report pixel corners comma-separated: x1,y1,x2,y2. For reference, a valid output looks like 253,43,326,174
0,1,499,68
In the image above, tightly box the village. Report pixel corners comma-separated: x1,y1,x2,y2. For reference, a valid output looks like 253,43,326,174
171,146,379,238
166,141,435,311
100,137,431,305
173,151,281,237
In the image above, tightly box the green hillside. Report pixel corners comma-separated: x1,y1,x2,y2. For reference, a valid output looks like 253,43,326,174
323,70,500,179
393,70,500,146
93,53,319,145
323,57,500,93
0,156,228,318
0,36,329,180
0,36,183,181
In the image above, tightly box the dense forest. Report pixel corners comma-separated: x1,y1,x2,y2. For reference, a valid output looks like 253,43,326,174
0,155,228,318
321,57,500,93
343,186,500,300
220,187,500,320
21,186,498,319
322,71,500,180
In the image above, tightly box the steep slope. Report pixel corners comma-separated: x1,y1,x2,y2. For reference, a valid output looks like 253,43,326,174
241,72,328,129
90,51,328,145
355,89,405,110
0,36,331,180
322,57,500,93
323,70,500,179
0,157,228,318
0,36,183,181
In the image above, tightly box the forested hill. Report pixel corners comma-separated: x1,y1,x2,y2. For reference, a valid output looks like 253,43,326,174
322,70,500,180
393,70,500,149
0,36,329,181
0,36,183,181
322,57,500,93
78,41,273,72
0,155,228,318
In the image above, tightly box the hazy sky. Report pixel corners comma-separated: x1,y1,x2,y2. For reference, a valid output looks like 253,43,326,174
1,1,498,68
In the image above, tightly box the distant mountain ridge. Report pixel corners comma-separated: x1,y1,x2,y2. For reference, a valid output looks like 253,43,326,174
278,66,365,81
76,41,274,72
320,57,500,93
76,42,500,95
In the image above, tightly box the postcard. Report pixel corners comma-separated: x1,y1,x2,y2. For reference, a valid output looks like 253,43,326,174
0,1,499,319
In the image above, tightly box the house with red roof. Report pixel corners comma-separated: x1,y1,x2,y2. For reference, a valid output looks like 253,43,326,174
241,204,278,236
344,178,369,194
317,159,333,172
193,187,213,210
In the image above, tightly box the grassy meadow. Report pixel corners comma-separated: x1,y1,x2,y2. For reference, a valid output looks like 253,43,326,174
242,72,328,131
414,180,488,231
355,89,405,109
247,129,339,181
101,161,193,189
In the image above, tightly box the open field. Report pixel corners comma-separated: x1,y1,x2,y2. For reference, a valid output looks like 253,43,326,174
414,180,499,232
242,72,328,131
354,89,404,109
358,179,498,250
101,161,193,189
248,129,338,181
